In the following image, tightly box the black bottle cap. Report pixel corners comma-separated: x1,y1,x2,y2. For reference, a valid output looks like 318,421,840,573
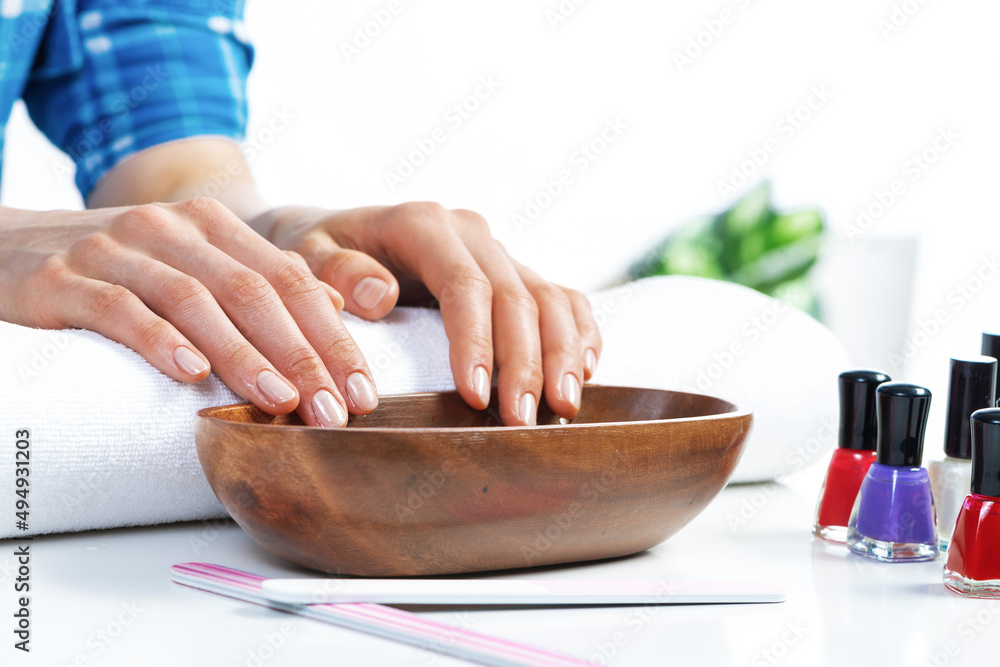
944,356,997,459
981,332,1000,396
876,382,932,467
971,409,1000,497
838,370,891,450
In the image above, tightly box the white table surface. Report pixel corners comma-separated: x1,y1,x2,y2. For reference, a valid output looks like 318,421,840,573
3,461,996,667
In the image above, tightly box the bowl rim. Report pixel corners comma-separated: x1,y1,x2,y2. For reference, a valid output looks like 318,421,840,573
196,385,753,434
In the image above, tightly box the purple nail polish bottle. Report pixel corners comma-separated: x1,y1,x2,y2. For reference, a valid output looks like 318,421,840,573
847,382,938,562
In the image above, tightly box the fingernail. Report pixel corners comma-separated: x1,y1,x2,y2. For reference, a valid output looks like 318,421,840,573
256,369,297,406
519,393,537,426
346,372,379,412
584,348,598,377
174,346,209,376
562,373,581,410
353,277,390,311
312,389,348,427
473,366,490,407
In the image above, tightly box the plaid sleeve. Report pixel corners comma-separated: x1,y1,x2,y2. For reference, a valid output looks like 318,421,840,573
22,0,254,200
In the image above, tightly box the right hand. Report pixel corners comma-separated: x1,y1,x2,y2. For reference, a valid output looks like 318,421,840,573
0,198,377,427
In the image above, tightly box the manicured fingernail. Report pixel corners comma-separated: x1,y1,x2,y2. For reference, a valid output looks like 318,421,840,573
473,366,490,407
325,284,345,312
353,277,390,311
256,370,297,405
519,393,537,426
584,348,598,378
312,389,348,427
346,372,379,412
174,346,209,376
562,373,581,410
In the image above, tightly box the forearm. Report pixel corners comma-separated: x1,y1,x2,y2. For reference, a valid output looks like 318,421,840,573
86,137,273,227
87,137,330,243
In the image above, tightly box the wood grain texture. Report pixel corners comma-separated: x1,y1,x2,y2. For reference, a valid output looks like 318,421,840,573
195,385,752,576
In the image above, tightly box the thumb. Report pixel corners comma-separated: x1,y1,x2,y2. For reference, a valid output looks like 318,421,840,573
298,233,399,320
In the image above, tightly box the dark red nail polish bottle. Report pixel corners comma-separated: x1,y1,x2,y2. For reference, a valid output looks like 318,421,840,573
814,369,890,543
944,408,1000,597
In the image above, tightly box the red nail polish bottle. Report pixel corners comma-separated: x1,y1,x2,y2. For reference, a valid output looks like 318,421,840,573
944,408,1000,597
814,370,890,543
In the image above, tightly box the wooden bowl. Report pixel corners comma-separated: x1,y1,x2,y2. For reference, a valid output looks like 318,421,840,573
195,386,751,576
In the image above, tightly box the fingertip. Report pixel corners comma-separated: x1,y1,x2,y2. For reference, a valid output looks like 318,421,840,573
315,246,399,320
345,372,379,414
255,369,300,413
311,388,349,427
348,275,398,319
583,347,598,380
518,392,537,426
172,345,211,382
324,283,346,312
472,365,491,409
561,372,581,413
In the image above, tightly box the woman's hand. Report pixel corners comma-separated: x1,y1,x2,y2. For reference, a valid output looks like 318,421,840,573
4,140,599,427
257,202,602,425
0,199,377,427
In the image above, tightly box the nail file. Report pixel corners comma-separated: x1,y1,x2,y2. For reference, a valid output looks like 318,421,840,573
171,562,591,667
260,578,787,605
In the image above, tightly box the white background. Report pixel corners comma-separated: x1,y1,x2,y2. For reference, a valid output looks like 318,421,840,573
3,0,999,448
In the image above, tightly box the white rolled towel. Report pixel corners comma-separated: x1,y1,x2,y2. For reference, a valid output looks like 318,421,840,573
0,276,849,538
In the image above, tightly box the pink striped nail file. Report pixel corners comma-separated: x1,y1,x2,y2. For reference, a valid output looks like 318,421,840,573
171,562,592,667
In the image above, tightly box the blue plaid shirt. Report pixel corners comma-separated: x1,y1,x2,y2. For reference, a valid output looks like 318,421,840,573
0,0,252,200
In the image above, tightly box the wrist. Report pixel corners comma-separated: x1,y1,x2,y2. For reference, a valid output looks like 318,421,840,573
248,205,329,244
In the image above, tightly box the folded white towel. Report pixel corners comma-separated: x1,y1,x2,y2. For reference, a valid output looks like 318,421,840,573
0,276,849,538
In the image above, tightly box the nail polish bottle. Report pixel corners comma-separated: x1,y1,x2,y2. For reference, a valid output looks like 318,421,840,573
944,408,1000,597
981,332,1000,397
929,356,996,551
813,370,890,543
847,382,937,562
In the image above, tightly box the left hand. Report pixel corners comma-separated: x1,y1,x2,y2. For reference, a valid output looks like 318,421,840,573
257,202,602,426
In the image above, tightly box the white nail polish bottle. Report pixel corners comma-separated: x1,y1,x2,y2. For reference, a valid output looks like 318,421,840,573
929,355,996,551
